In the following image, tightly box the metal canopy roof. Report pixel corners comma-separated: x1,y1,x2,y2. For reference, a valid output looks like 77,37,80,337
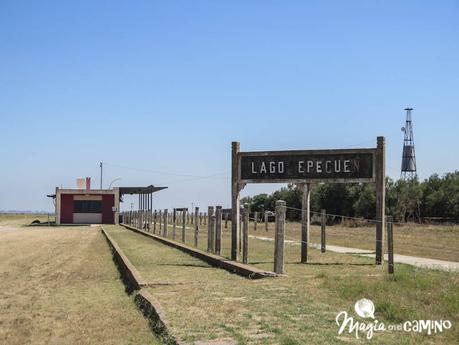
118,185,167,195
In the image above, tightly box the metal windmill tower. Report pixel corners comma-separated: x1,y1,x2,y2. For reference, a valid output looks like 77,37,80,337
401,107,417,180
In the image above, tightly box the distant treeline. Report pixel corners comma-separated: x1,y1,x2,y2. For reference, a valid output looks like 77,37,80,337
241,171,459,223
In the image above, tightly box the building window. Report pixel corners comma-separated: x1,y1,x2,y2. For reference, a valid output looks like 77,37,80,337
74,200,102,213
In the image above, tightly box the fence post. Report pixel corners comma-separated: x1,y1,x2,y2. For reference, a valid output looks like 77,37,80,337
215,206,222,255
254,211,258,231
239,214,242,254
210,214,216,253
172,209,177,240
153,210,157,233
207,207,214,252
242,204,249,264
321,209,326,253
194,207,199,247
387,216,394,274
224,213,228,229
301,183,311,263
163,209,168,237
274,200,286,274
159,210,162,232
375,136,386,265
265,211,269,231
182,209,186,242
204,213,207,225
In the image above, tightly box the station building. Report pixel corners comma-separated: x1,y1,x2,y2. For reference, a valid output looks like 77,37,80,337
48,179,166,225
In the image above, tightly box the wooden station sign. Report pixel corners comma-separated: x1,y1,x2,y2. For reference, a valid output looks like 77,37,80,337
231,138,385,264
239,149,375,184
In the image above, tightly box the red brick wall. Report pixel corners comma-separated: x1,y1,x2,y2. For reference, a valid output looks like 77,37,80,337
60,194,74,224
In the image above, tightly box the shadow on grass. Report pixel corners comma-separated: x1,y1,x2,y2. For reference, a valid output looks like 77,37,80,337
291,262,374,266
154,263,213,268
249,261,274,265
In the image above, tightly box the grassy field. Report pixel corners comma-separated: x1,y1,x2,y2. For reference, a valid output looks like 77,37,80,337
280,221,459,262
141,219,459,264
106,224,459,345
0,223,162,345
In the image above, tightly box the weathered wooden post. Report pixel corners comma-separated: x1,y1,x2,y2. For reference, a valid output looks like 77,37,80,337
224,213,228,229
182,209,186,242
215,206,222,255
242,204,249,264
301,183,311,263
139,194,142,229
321,209,326,253
194,207,199,247
274,200,286,274
163,209,168,237
207,206,214,252
265,211,269,231
153,210,157,233
172,209,177,240
231,141,241,261
158,210,162,232
144,193,148,230
239,214,242,254
149,192,153,231
204,213,207,225
375,136,386,265
387,216,394,274
254,211,258,231
199,212,202,226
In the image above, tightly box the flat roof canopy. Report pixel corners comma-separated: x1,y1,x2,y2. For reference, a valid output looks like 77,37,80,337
118,185,167,195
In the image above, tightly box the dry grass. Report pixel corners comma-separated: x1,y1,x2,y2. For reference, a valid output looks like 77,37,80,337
161,219,459,262
0,224,161,345
281,221,459,262
0,213,51,227
106,225,459,345
142,219,459,264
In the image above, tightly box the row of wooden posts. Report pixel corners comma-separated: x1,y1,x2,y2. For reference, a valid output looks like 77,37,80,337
121,201,394,275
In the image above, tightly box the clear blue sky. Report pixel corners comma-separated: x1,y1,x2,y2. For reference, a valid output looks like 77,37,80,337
1,1,458,212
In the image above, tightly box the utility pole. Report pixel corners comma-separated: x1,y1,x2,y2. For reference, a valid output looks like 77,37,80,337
100,162,103,189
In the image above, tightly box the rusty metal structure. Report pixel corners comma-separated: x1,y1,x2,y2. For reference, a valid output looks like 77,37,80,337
401,107,417,180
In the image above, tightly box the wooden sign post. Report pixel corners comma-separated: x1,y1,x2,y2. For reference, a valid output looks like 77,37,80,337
231,137,385,265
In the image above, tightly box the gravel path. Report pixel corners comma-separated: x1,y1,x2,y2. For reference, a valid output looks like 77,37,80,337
249,235,459,272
